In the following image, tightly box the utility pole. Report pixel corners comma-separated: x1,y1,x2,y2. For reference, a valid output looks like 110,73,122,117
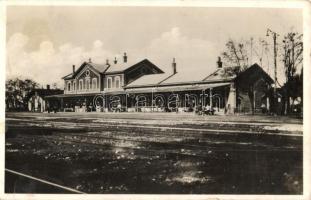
266,28,279,115
250,37,253,65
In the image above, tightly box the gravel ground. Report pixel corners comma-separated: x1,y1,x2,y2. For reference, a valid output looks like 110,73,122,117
5,112,303,194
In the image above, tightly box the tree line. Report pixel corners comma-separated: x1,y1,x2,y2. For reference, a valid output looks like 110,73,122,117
5,78,59,111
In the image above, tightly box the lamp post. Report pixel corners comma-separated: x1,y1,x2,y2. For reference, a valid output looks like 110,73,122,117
266,28,279,115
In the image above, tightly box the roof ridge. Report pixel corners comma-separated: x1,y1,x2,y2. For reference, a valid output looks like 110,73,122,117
62,72,73,79
158,72,177,85
102,63,111,73
202,68,221,81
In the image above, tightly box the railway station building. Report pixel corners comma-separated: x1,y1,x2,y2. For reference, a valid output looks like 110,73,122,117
46,53,274,114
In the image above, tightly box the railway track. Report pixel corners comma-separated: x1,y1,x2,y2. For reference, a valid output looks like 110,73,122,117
6,129,301,163
6,118,302,160
55,131,300,149
6,118,302,150
5,114,303,194
6,116,303,137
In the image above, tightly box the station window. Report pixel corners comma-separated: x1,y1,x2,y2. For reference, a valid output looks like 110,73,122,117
67,82,71,91
92,78,97,89
107,77,112,89
79,79,83,90
86,79,90,90
115,76,120,88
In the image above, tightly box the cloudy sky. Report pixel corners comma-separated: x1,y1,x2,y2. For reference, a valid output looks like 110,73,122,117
6,6,302,88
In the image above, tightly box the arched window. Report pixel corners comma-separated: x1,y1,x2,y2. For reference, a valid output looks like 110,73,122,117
107,77,112,89
92,78,97,89
86,79,90,90
73,82,76,91
67,82,71,91
115,76,120,88
79,79,83,90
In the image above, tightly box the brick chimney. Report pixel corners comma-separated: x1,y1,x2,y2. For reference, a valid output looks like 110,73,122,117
114,57,117,64
47,84,50,90
72,65,75,74
123,52,127,63
106,59,110,66
88,58,92,63
172,58,177,74
217,57,222,68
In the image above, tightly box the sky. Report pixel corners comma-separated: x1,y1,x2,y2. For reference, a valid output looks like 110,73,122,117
6,6,302,88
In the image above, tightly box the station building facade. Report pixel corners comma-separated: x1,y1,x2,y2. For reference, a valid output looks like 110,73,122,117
46,53,273,114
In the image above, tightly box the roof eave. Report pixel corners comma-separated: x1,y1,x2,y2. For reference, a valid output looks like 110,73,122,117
161,78,233,87
125,83,159,89
125,79,233,89
62,74,73,80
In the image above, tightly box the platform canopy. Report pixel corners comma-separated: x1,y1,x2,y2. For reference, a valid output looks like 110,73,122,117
45,92,101,98
125,82,231,94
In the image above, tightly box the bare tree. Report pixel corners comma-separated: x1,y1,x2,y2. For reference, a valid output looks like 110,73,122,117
221,38,269,77
221,39,249,76
281,32,303,114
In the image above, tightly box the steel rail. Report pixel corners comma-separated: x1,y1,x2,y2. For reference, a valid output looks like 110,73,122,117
5,168,86,194
6,122,302,137
40,134,301,156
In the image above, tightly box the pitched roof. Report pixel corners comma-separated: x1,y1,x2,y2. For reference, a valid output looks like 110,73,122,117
203,68,236,82
235,63,273,86
105,59,139,74
90,62,110,73
63,59,163,79
125,67,234,88
105,59,164,74
62,73,74,80
125,73,170,88
63,62,109,80
159,71,209,85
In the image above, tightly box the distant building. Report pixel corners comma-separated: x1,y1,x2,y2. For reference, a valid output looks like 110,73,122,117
27,85,63,112
46,53,274,114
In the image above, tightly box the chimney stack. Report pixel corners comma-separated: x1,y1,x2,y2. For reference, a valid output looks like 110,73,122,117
47,84,50,90
106,59,110,66
72,65,75,73
217,57,222,68
172,58,177,74
88,58,92,63
123,52,127,63
114,57,117,64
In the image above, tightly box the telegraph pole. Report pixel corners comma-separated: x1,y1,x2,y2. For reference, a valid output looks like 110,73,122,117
266,28,279,115
250,37,253,65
